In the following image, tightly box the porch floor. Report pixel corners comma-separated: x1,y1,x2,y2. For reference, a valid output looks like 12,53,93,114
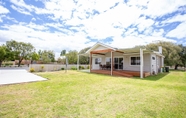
90,69,151,78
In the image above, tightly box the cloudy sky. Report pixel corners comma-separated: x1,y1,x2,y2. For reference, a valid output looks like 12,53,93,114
0,0,186,57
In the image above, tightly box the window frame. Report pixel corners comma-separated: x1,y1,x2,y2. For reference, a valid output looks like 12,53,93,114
130,56,140,66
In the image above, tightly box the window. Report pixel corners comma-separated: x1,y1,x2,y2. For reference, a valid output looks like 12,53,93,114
95,58,101,64
106,57,111,65
131,57,140,65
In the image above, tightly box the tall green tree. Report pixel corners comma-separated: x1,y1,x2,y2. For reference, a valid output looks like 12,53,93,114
6,40,35,67
179,45,186,69
0,45,7,67
146,41,182,67
60,50,66,56
39,50,55,63
65,50,78,64
31,52,39,64
79,47,90,64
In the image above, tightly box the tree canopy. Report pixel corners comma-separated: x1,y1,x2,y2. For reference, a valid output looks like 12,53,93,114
6,40,35,66
78,47,90,64
39,50,55,63
146,41,182,67
65,50,78,64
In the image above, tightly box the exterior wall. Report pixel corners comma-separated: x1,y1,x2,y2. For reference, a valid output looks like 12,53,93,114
123,53,151,72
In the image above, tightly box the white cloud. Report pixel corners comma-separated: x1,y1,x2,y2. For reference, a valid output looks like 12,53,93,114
11,5,31,15
134,17,154,32
163,14,186,23
166,21,186,39
0,5,9,14
110,35,175,48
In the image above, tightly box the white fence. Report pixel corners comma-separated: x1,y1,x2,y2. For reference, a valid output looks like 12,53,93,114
29,64,89,72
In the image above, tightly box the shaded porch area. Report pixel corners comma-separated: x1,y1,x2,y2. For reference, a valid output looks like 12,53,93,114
90,69,151,78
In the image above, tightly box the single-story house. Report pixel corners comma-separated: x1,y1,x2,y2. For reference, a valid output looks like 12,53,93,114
78,42,164,78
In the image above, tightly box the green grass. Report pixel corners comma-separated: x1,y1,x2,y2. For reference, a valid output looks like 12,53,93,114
0,70,186,118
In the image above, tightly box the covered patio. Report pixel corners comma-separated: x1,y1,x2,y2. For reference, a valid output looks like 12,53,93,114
77,43,150,78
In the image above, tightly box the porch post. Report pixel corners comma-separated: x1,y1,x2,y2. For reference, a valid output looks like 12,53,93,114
90,52,92,71
77,55,79,70
140,48,143,78
111,51,113,76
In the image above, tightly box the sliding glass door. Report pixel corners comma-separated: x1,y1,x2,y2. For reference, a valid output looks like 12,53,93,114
114,57,123,69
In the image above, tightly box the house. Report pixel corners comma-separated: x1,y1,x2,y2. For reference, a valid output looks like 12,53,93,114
78,42,164,78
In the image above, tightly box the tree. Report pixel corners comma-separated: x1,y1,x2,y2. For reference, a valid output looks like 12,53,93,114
146,41,182,68
78,47,90,64
60,50,66,56
0,45,6,67
57,57,65,64
39,50,55,63
6,40,35,67
179,45,186,69
65,50,78,64
31,52,39,64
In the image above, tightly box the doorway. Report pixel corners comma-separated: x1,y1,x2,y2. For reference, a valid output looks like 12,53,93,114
114,57,123,70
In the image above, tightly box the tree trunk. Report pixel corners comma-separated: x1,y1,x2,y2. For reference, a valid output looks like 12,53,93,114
18,58,23,67
0,61,2,67
174,64,179,70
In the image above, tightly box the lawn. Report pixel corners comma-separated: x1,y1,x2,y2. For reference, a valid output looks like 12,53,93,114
0,70,186,118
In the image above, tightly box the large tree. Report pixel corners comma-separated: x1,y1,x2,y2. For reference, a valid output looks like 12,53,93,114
60,50,66,56
65,50,78,64
6,40,35,67
0,45,7,67
39,50,55,63
78,47,90,64
146,41,182,67
179,45,186,69
30,52,39,64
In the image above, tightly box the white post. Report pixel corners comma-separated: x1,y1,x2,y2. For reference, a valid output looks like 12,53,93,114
140,48,143,78
111,51,113,76
77,55,79,70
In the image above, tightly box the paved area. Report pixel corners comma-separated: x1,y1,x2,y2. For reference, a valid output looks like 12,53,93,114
0,69,47,85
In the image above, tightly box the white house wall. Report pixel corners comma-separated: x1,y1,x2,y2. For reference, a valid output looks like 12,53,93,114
123,53,151,72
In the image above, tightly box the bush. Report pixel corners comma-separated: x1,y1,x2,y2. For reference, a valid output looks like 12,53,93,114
61,67,65,70
81,66,85,69
4,63,13,66
71,67,77,70
87,65,90,69
30,68,35,72
79,66,82,69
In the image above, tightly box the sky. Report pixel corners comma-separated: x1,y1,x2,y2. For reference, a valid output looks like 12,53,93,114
0,0,186,58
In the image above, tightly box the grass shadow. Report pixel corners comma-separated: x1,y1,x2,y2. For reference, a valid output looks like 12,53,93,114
133,72,169,81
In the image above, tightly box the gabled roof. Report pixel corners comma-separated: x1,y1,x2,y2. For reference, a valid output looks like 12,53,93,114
85,42,116,54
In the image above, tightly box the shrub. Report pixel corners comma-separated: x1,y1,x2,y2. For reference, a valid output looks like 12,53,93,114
87,65,90,69
40,65,44,71
4,63,13,66
61,67,65,70
79,66,82,69
30,68,35,72
71,67,77,70
81,66,85,69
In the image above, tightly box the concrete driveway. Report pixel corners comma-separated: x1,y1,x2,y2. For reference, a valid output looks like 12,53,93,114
0,68,47,85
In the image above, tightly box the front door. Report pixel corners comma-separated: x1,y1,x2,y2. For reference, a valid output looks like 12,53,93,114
114,57,123,70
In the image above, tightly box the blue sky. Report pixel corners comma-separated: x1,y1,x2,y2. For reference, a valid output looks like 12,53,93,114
0,0,186,58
